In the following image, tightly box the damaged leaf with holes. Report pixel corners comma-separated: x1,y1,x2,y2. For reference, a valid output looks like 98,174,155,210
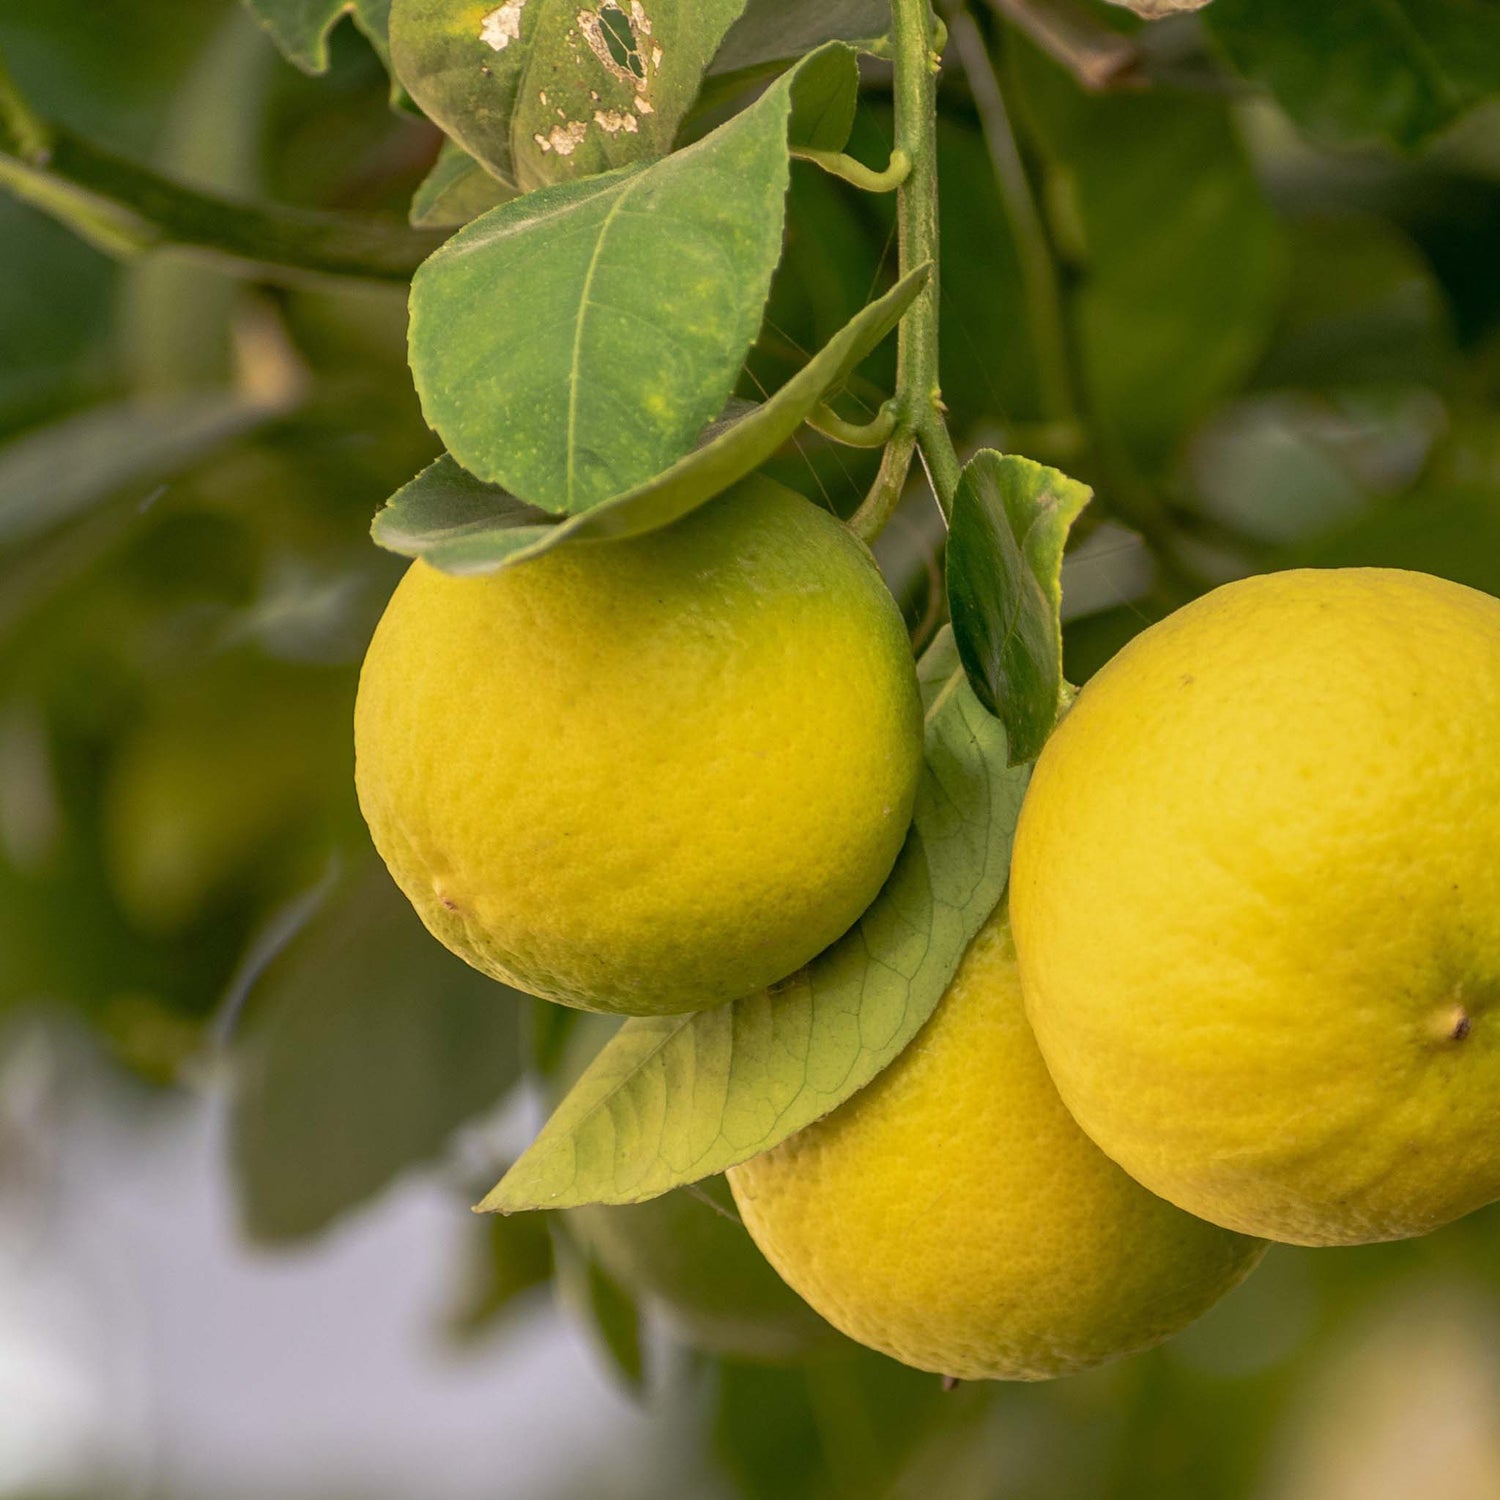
406,41,859,511
391,0,748,190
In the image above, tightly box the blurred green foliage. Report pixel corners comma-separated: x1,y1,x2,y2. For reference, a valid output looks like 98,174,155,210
2,0,1500,1496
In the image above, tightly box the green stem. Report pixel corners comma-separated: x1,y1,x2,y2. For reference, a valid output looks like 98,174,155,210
807,400,899,448
944,2,1076,427
0,58,441,285
891,0,963,518
0,50,49,165
849,430,917,543
791,146,912,194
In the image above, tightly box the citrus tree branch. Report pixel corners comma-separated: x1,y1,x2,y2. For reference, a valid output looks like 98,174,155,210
0,53,442,286
982,0,1142,92
892,0,963,517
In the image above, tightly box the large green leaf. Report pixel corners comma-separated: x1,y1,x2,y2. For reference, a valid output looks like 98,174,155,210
378,264,925,570
1206,0,1500,150
947,451,1091,767
407,43,858,513
229,861,525,1242
1009,36,1283,470
479,628,1027,1212
391,0,747,191
241,0,393,71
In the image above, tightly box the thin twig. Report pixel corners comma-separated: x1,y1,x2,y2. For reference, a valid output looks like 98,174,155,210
943,1,1076,426
983,0,1143,92
0,53,441,285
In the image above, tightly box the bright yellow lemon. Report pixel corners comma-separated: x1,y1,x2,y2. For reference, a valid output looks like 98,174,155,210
355,477,923,1015
1011,568,1500,1246
728,906,1263,1380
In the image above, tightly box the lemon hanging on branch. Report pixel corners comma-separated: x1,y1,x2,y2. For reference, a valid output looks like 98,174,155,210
355,476,924,1016
1011,568,1500,1247
727,906,1265,1382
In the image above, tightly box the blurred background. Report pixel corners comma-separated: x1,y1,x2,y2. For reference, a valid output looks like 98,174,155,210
1,1,1499,1495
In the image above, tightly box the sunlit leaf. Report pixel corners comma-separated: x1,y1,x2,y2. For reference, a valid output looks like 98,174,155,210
391,0,747,191
480,628,1027,1212
230,861,525,1242
947,451,1091,766
407,43,858,513
1206,0,1500,150
379,264,925,570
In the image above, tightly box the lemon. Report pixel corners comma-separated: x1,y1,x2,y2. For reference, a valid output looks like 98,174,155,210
354,476,923,1015
726,907,1263,1381
1011,567,1500,1247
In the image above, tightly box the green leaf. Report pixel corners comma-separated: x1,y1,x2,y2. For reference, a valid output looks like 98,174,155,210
407,43,859,513
1009,36,1284,469
229,861,525,1243
551,1221,647,1390
241,0,393,72
1252,215,1454,391
391,0,747,191
479,628,1027,1212
1206,0,1500,150
0,393,283,552
409,139,515,227
446,1210,555,1340
711,0,889,75
947,451,1092,767
378,264,926,570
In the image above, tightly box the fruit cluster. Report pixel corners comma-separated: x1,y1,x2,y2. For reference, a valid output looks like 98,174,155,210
357,542,1500,1382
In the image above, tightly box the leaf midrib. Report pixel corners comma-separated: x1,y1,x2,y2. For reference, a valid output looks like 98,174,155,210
565,180,638,510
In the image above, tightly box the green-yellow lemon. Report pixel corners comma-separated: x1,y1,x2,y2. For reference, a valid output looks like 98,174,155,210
354,477,923,1015
1010,567,1500,1247
726,907,1264,1381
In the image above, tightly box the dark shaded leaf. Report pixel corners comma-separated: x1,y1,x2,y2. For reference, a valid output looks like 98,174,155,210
947,451,1091,766
1009,36,1284,468
230,861,525,1242
409,139,514,228
242,0,393,72
1207,0,1500,150
711,0,890,76
0,394,283,552
446,1210,555,1340
551,1222,647,1390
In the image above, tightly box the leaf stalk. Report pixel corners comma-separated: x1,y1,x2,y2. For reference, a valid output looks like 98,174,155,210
791,146,912,193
